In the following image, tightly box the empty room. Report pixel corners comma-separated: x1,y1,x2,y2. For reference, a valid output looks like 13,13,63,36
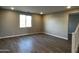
0,6,79,53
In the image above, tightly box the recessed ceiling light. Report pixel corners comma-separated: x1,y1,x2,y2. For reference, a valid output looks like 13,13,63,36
11,7,14,10
67,6,71,9
40,12,43,14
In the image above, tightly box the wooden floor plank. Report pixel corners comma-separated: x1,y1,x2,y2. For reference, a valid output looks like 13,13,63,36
0,34,71,53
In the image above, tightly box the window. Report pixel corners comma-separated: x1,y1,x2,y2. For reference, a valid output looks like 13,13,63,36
20,14,32,28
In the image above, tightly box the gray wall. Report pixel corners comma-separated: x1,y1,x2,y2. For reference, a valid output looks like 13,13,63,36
0,12,3,36
68,13,79,34
0,16,1,36
1,8,79,40
0,10,43,37
43,9,79,40
43,12,68,39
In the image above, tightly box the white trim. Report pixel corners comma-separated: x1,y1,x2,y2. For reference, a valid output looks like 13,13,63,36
71,24,79,53
0,32,43,39
74,24,79,33
44,32,68,40
0,32,68,40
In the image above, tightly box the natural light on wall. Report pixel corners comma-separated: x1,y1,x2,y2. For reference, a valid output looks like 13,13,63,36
20,14,32,28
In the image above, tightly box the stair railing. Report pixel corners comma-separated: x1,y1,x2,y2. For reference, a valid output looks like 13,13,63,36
72,24,79,53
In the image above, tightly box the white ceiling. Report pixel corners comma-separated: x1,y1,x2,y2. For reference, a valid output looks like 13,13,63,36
1,6,79,14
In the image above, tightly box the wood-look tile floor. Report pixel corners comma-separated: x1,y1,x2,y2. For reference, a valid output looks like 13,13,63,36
0,34,71,53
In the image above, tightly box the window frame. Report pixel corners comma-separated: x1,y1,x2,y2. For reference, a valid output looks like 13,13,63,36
19,14,32,28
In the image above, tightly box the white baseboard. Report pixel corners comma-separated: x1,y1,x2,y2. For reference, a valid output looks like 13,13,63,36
0,32,68,40
44,32,68,40
0,32,43,39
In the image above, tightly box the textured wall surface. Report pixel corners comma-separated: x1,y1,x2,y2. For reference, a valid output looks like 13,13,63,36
0,9,79,40
0,10,43,37
43,9,79,40
68,13,79,34
43,12,68,39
